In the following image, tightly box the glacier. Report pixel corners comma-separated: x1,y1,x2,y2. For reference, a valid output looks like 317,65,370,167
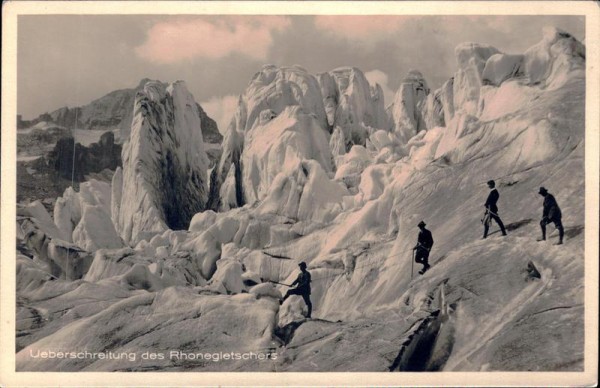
15,27,587,373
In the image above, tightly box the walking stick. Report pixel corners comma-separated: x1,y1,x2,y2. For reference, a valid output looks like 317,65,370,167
268,280,291,287
411,249,415,280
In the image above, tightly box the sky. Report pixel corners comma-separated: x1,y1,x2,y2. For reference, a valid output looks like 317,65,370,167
17,15,584,132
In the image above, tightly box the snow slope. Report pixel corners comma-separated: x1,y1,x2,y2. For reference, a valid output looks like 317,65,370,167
15,28,587,373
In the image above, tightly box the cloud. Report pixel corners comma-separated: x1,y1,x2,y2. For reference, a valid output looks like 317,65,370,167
201,94,239,134
135,16,291,64
365,70,395,107
314,16,408,41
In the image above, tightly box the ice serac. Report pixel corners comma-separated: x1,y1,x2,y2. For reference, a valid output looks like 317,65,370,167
482,53,524,87
440,78,455,122
54,180,122,251
388,43,505,143
112,80,209,245
207,117,244,211
410,76,454,135
422,88,446,129
241,106,334,206
522,26,585,88
389,70,431,143
208,65,330,211
235,64,327,134
17,201,94,281
452,43,500,116
256,158,348,223
317,67,388,148
209,65,393,211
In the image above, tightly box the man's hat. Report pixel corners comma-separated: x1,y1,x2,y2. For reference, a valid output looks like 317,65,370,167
418,221,426,227
538,187,548,195
487,180,495,187
298,262,307,269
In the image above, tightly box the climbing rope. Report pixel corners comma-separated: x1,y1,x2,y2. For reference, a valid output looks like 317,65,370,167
309,245,417,282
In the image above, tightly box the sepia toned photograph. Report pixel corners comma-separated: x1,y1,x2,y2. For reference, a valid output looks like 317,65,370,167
1,1,598,386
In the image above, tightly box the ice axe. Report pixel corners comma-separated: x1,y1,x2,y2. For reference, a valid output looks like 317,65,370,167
481,209,490,224
268,280,292,287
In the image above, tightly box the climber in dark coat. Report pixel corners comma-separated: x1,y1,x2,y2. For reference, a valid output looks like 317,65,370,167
482,180,507,238
413,221,434,274
538,187,564,245
281,262,312,318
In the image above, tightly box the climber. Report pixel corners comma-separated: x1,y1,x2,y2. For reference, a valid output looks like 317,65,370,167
413,221,434,274
280,262,312,318
537,187,564,245
482,180,507,238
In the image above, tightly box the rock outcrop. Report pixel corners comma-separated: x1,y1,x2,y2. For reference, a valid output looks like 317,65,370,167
47,131,122,182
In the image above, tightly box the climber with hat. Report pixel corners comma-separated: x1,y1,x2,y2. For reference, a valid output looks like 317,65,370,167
482,180,507,239
280,261,312,318
413,221,434,274
538,187,564,245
